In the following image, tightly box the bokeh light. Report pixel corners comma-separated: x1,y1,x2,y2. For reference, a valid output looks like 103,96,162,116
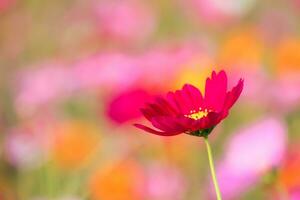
0,0,300,199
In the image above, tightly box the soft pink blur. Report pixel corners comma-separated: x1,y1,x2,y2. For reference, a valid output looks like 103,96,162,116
106,88,155,124
0,0,14,12
184,0,256,25
73,53,140,93
4,126,48,169
15,62,75,114
93,0,156,44
144,163,187,200
271,74,300,112
214,117,287,199
291,191,300,200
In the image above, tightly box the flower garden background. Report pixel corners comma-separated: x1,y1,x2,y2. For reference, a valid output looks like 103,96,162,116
0,0,300,199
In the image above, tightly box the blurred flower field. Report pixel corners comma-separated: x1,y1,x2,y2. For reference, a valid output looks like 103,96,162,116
0,0,300,199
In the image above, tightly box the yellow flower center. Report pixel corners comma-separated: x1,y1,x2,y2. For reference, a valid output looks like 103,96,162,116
184,109,209,120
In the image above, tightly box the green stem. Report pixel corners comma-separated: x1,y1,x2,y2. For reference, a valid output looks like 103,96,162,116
204,137,222,200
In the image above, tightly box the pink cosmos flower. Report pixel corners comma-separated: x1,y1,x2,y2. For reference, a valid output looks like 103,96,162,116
93,0,156,44
72,53,140,93
270,74,300,112
15,62,75,114
258,9,295,44
137,42,203,88
106,88,155,124
4,115,57,169
291,191,300,200
214,117,287,199
135,70,243,137
73,42,201,93
4,129,44,169
144,164,187,200
183,0,257,25
228,69,270,106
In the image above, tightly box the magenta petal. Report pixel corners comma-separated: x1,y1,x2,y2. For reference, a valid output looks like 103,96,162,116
154,97,178,116
166,91,185,114
175,90,193,114
151,116,193,133
145,102,169,116
195,112,221,130
141,108,155,121
141,97,178,120
204,70,228,111
151,118,180,133
182,84,204,110
224,79,244,110
134,124,182,136
166,90,191,114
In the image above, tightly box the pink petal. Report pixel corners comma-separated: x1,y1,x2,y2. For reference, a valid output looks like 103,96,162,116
106,89,153,123
166,90,193,114
182,84,204,110
223,78,244,111
141,96,178,119
151,116,193,133
204,70,228,111
134,124,181,136
154,97,179,116
194,112,221,130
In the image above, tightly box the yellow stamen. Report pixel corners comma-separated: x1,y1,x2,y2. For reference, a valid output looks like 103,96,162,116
184,109,209,120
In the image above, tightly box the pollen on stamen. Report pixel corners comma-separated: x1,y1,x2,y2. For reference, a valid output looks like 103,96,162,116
184,109,209,120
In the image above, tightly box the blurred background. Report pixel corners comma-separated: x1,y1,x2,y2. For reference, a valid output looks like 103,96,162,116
0,0,300,199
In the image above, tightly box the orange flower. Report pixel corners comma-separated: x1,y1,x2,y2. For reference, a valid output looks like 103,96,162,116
274,38,300,74
89,161,144,200
52,121,100,169
278,151,300,191
218,28,263,69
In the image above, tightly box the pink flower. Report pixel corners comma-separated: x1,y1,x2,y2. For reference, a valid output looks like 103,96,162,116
73,53,140,93
15,62,75,114
0,0,15,12
270,74,300,112
93,0,156,44
4,129,44,169
229,69,270,106
135,70,243,137
106,88,155,124
214,117,287,199
183,0,257,25
258,9,295,44
144,164,187,200
137,42,202,87
291,191,300,200
4,116,57,169
73,42,200,93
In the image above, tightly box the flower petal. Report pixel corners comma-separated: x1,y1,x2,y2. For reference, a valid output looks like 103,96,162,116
182,84,204,110
166,91,185,114
143,102,169,117
134,124,182,136
204,70,228,111
151,116,195,133
166,89,195,115
224,79,244,111
154,97,179,116
140,108,156,121
194,112,222,130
